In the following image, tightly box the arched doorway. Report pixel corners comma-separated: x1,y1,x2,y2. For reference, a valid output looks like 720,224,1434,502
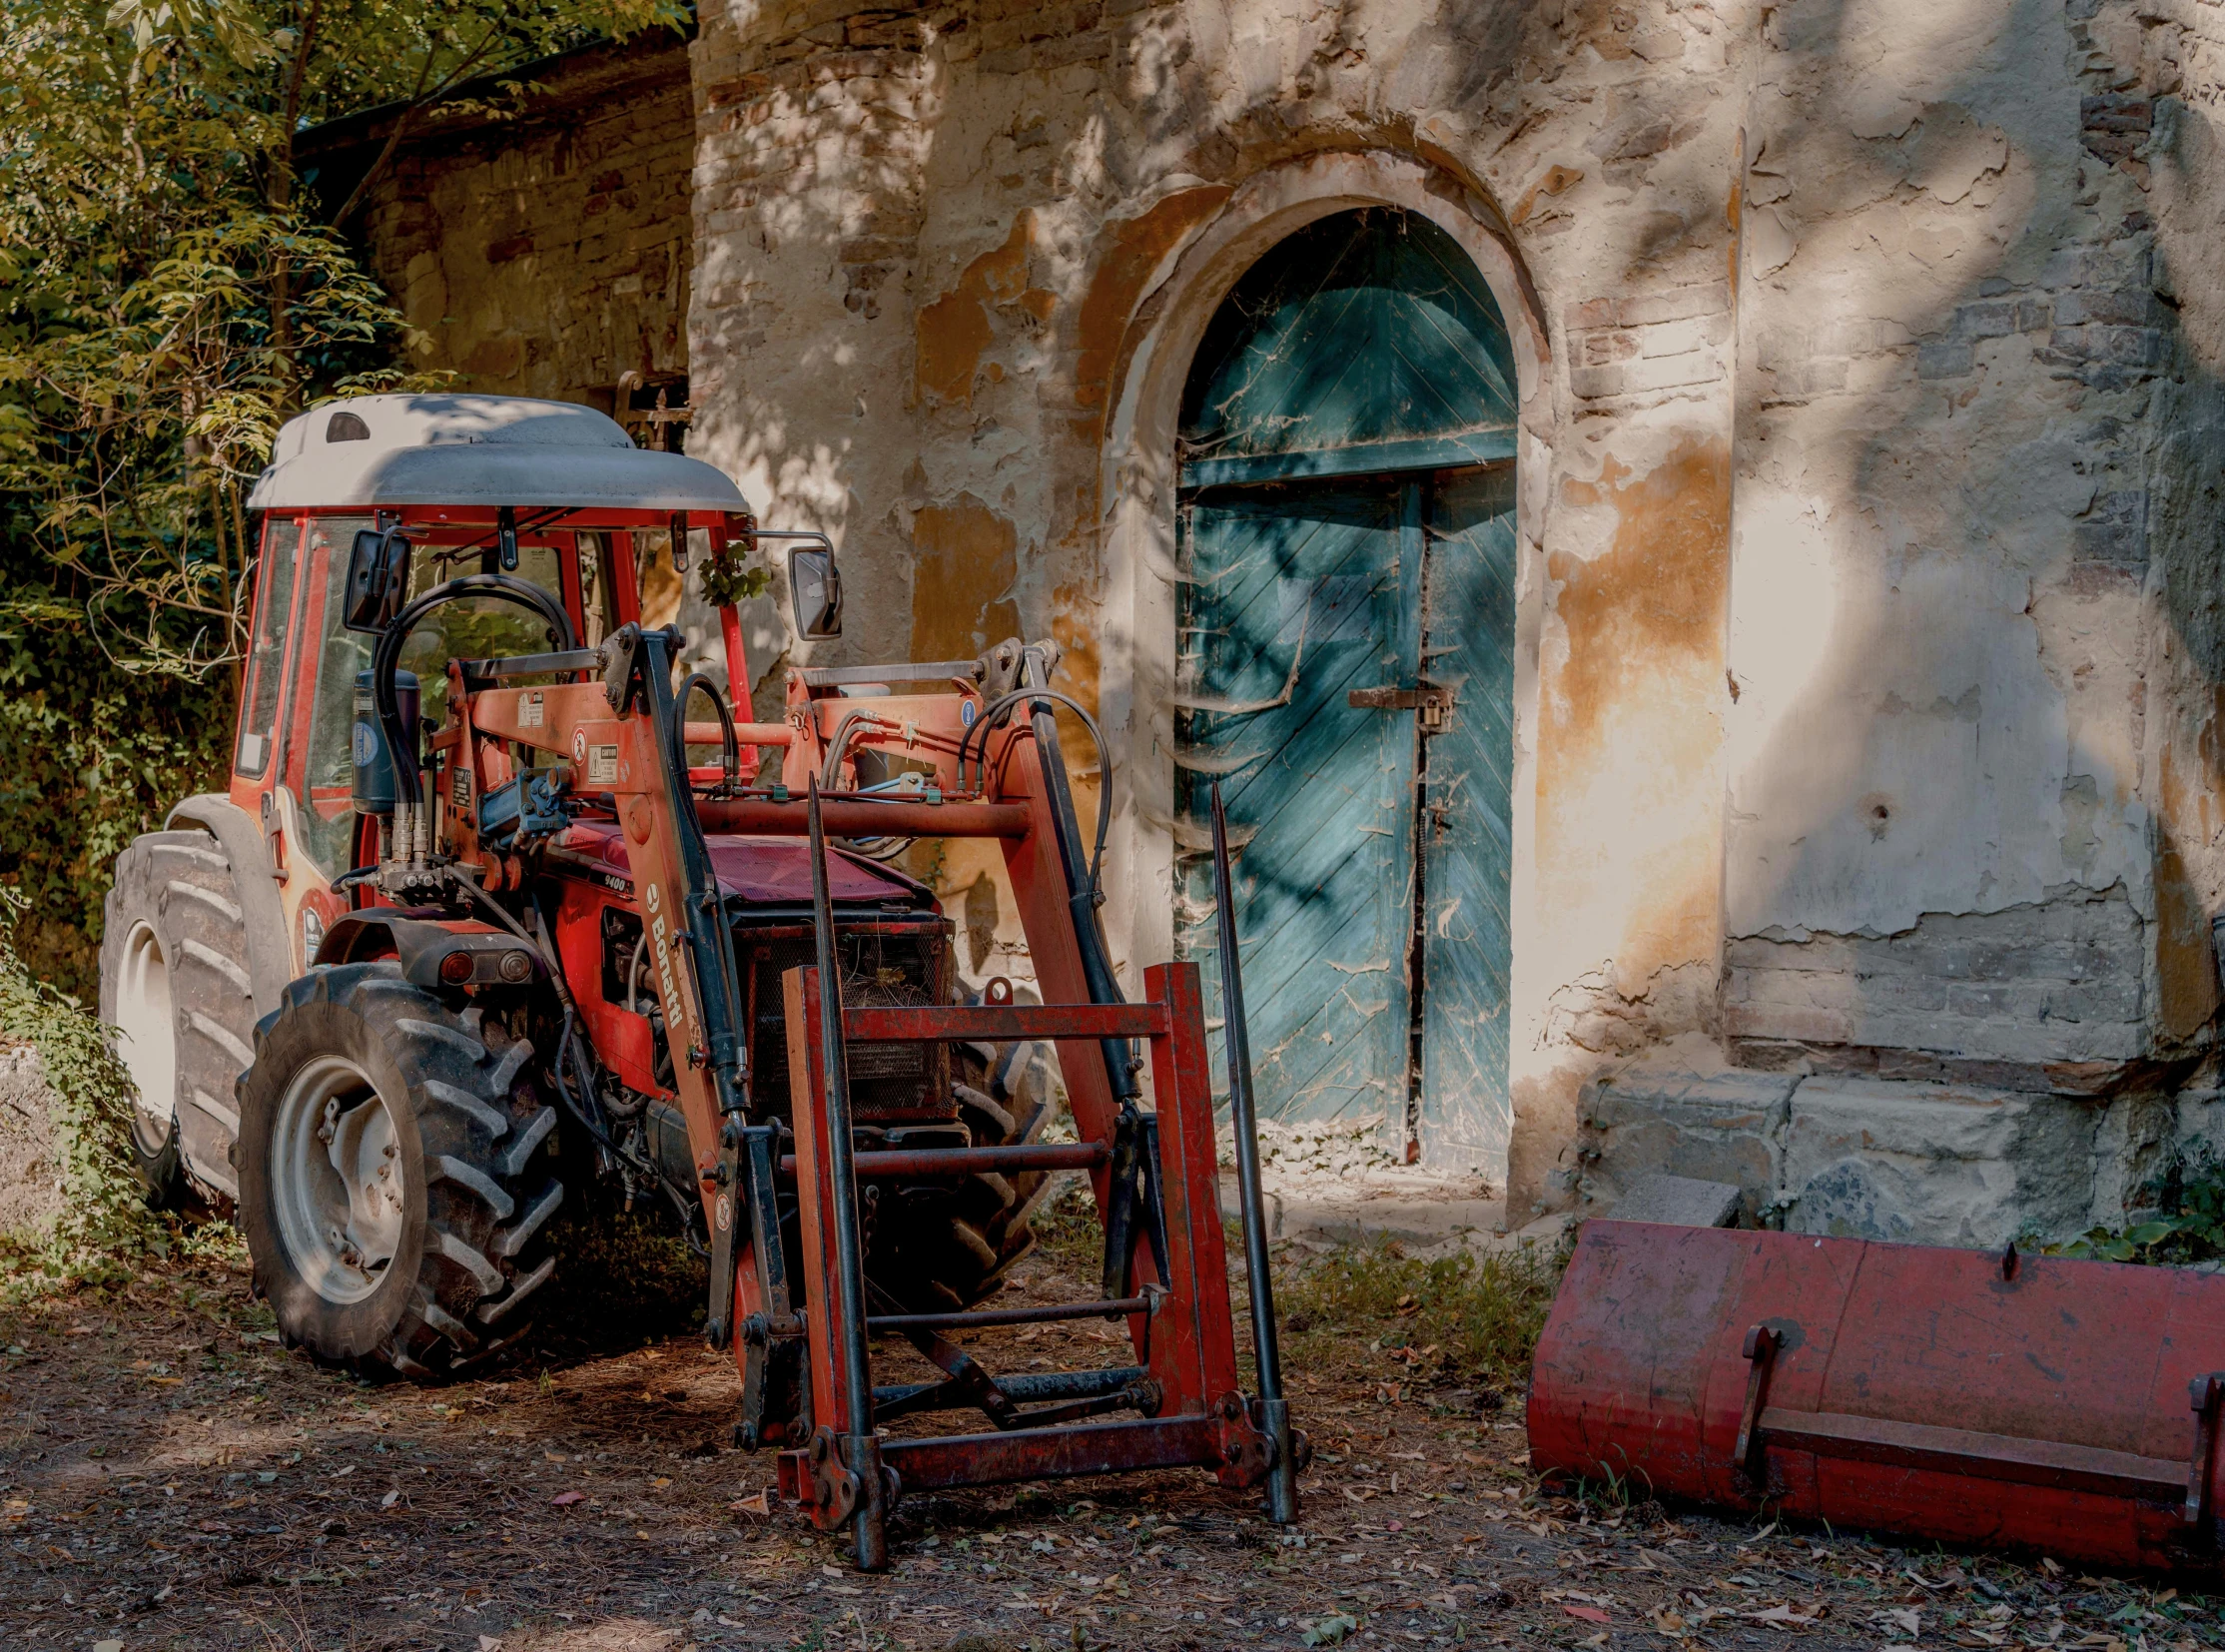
1174,206,1517,1167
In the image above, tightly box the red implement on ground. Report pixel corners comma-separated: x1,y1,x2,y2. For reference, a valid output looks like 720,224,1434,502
1529,1221,2225,1572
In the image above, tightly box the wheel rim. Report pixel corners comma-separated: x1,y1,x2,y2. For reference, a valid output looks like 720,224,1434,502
113,921,176,1154
272,1056,406,1306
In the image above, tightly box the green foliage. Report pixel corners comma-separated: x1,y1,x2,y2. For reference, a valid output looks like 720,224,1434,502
533,1201,704,1357
700,552,773,610
0,0,686,977
0,604,231,996
0,890,235,1298
2046,1144,2225,1266
1,0,688,678
1278,1233,1568,1388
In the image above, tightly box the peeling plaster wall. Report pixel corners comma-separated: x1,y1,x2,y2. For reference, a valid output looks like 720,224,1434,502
687,0,1756,1214
666,0,2225,1220
1722,0,2225,1102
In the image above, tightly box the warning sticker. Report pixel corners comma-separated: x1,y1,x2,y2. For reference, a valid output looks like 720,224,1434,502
521,691,544,729
450,764,470,809
587,744,620,786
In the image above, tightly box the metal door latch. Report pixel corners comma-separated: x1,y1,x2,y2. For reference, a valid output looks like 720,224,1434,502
1347,684,1454,731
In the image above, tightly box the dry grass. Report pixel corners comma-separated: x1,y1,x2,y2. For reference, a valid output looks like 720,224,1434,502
1277,1234,1567,1393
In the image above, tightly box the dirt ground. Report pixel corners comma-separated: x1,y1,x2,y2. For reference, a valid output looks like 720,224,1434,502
3,1239,2220,1652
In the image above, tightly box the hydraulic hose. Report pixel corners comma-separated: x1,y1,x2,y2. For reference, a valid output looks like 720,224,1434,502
371,572,578,824
957,685,1112,891
672,670,739,795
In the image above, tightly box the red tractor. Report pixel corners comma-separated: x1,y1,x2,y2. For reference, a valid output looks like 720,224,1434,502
101,394,1298,1561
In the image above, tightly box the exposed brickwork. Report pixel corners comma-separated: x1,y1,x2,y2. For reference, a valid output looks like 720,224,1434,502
325,39,696,407
1723,890,2149,1071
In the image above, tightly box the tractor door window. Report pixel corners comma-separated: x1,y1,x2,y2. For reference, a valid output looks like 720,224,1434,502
293,530,572,879
289,516,376,878
236,517,304,779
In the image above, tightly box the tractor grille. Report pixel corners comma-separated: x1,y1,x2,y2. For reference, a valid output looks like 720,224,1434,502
742,927,955,1124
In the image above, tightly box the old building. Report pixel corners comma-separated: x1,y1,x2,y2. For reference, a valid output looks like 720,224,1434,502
342,0,2225,1245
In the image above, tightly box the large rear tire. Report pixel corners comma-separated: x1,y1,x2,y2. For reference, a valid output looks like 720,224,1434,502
870,1040,1060,1311
99,830,261,1207
235,965,562,1380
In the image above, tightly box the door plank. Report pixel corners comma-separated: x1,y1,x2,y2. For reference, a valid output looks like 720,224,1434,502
1418,465,1518,1170
1177,478,1415,1133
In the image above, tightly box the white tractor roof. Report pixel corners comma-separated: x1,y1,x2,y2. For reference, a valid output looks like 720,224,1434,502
246,394,750,515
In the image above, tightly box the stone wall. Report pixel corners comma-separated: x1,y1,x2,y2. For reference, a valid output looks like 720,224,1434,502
670,0,2225,1225
321,37,696,409
673,0,2225,1221
328,0,2225,1239
0,1046,61,1239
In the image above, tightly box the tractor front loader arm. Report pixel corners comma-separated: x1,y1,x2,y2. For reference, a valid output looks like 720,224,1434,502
462,626,752,1254
443,627,1292,1556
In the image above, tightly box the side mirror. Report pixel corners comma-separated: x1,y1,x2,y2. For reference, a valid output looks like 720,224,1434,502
788,542,843,639
344,527,412,633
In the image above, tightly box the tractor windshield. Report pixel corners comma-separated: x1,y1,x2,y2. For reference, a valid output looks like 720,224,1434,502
294,525,578,879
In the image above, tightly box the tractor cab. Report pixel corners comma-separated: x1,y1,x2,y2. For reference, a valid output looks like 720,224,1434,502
231,394,810,977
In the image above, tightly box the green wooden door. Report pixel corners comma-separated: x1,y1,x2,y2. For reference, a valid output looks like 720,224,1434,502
1173,208,1518,1166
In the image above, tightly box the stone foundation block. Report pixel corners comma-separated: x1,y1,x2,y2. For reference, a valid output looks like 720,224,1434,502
1781,1078,2093,1247
0,1045,61,1239
1579,1033,1799,1222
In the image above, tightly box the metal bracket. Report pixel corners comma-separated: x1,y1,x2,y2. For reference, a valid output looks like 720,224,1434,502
1346,683,1455,731
1735,1323,1782,1488
2187,1372,2225,1530
868,1280,1022,1430
804,1426,860,1526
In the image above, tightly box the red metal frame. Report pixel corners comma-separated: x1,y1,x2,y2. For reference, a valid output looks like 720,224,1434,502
774,962,1271,1540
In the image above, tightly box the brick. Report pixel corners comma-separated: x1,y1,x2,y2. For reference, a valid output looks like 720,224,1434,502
1570,364,1626,400
1948,300,2016,341
1616,282,1730,327
1782,1079,2095,1246
1620,349,1725,392
1915,339,1975,379
1638,315,1725,357
1578,1038,1798,1222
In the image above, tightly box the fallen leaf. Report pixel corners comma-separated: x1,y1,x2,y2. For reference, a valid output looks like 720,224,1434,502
1564,1605,1613,1625
730,1490,771,1516
1302,1613,1359,1647
379,1490,400,1509
551,1490,585,1507
478,1638,502,1652
1745,1603,1821,1628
